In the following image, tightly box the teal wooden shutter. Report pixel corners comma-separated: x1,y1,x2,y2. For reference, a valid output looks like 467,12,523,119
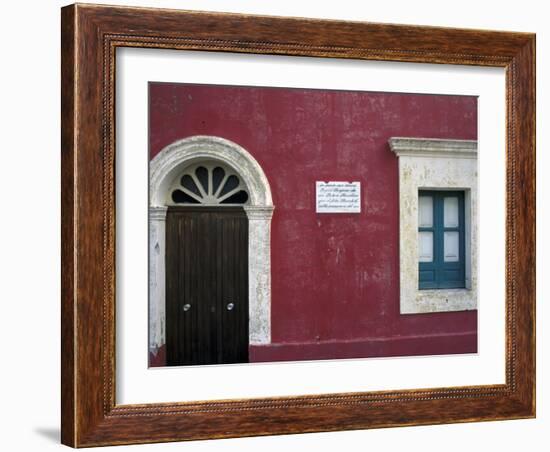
418,191,465,289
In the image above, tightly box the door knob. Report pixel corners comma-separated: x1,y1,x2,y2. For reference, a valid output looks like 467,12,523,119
183,303,191,312
226,302,235,311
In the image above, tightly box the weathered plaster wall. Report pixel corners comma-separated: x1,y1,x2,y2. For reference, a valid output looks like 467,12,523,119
149,82,478,364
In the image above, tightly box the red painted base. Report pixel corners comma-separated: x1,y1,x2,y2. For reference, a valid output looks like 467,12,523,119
149,332,476,367
149,344,166,367
249,331,477,363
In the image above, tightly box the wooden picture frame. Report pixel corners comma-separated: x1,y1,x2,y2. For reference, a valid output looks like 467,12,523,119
61,3,535,447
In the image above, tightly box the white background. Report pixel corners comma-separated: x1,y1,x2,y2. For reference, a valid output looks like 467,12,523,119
117,48,505,404
0,1,546,451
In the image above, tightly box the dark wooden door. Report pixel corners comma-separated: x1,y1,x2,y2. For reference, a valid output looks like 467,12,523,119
165,206,249,366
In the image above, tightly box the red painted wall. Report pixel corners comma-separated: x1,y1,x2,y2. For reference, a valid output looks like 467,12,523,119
150,83,478,363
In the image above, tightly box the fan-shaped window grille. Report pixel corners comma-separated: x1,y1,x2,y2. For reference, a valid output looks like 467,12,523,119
169,162,249,205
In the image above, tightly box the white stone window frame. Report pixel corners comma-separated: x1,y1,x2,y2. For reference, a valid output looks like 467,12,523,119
389,137,478,314
149,136,274,355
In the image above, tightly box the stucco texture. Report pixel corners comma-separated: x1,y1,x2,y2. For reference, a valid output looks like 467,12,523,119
149,82,478,363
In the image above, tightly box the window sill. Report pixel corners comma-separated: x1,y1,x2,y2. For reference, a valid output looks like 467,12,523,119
401,287,477,314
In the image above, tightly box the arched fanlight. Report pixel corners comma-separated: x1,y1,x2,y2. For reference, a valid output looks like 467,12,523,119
169,162,249,205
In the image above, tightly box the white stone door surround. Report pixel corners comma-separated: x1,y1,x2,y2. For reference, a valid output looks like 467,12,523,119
148,136,274,355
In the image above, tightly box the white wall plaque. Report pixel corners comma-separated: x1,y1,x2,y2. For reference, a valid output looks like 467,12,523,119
315,181,361,213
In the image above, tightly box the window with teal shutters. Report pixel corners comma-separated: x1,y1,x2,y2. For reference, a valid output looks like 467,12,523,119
418,190,465,289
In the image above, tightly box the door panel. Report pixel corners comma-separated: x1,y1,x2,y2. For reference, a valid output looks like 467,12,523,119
165,207,248,366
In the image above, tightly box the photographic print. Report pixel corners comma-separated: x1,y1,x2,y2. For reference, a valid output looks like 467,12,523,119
147,83,478,367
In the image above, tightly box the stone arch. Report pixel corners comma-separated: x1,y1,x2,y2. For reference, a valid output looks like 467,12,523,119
148,136,274,357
